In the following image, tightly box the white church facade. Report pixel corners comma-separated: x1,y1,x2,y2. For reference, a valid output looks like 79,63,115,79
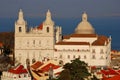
14,9,111,67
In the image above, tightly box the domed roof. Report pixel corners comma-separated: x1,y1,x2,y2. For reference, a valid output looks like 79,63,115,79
75,12,95,34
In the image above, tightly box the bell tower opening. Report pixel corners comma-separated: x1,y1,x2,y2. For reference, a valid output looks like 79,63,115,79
19,27,22,32
47,27,49,33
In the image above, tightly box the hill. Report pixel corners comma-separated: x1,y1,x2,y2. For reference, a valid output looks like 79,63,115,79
0,32,14,48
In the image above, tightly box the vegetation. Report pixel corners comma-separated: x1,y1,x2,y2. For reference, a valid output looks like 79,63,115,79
0,32,14,71
58,58,91,80
58,69,71,80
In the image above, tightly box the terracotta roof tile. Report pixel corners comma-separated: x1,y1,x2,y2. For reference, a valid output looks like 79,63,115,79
8,65,28,74
101,68,119,75
63,34,97,39
56,42,90,45
31,61,43,70
92,36,109,46
41,63,60,72
106,75,120,80
37,23,43,30
32,70,42,77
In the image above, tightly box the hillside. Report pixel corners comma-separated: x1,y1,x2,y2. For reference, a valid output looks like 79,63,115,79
0,32,14,48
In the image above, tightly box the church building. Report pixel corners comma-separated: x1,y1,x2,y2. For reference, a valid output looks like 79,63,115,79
14,9,111,67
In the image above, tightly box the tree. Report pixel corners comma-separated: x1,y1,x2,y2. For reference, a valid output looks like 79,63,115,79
3,45,12,56
59,58,91,80
91,75,99,80
59,69,71,80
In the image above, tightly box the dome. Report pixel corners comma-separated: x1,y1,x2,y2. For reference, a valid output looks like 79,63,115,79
75,12,95,34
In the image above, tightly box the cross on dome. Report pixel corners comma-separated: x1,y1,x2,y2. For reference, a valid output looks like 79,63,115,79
82,12,88,22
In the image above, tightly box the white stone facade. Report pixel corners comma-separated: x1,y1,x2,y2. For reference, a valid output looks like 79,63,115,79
14,9,111,67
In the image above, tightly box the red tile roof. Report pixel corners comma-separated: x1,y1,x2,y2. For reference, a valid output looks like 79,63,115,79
106,75,120,80
92,36,108,46
8,65,28,74
31,61,43,70
32,70,42,77
37,23,43,30
101,68,119,75
41,63,60,72
63,34,97,39
56,42,90,45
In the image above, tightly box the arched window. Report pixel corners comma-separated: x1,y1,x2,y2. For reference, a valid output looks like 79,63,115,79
59,60,63,66
92,49,96,53
84,55,86,59
32,58,36,63
100,49,104,54
33,40,35,47
26,58,30,66
78,55,81,59
47,27,49,33
59,55,62,59
19,27,22,32
68,55,70,59
73,55,75,59
92,55,96,59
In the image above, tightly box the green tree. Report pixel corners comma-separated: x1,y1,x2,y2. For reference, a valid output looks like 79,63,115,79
91,75,99,80
59,58,91,80
59,69,71,80
3,45,12,56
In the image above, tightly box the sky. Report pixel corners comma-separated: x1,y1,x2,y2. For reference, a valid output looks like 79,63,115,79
0,0,120,18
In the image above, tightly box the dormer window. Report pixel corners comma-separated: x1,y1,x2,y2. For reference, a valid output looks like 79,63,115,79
47,27,49,33
19,27,22,32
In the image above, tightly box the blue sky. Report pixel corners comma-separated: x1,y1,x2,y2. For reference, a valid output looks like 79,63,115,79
0,0,120,18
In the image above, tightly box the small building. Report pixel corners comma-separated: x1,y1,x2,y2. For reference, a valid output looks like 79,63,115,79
30,60,63,80
1,65,31,80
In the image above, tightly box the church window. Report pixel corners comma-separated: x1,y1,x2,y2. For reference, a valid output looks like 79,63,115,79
68,55,70,59
78,55,81,59
84,55,86,59
73,55,76,59
92,55,96,59
18,54,21,61
33,40,35,47
100,56,104,59
19,27,22,32
27,41,29,47
100,49,104,54
59,55,62,59
47,27,49,33
59,60,63,66
92,49,96,53
26,59,30,66
32,58,36,64
39,41,41,47
33,40,35,44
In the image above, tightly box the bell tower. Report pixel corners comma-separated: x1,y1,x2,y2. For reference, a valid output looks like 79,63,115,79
43,10,54,35
15,9,27,34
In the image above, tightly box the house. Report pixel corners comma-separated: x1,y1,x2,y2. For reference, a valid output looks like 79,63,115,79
1,64,31,80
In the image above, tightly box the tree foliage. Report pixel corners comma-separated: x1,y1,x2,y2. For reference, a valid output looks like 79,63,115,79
58,58,91,80
91,75,99,80
3,45,12,56
59,69,71,80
